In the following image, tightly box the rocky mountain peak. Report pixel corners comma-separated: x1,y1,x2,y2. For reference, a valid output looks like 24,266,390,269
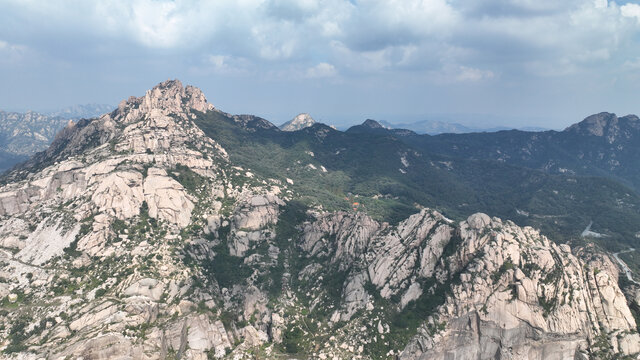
113,79,214,124
4,80,220,181
565,112,618,136
565,112,640,143
280,113,315,131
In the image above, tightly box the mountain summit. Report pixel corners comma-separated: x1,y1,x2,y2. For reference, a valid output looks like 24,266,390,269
565,112,640,142
280,113,315,131
361,119,385,129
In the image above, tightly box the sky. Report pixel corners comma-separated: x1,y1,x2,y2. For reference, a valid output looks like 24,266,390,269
2,0,640,129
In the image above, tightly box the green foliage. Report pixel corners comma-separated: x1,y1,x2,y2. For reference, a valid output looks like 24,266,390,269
491,259,515,283
4,316,29,354
590,329,616,359
52,277,79,296
64,215,94,258
542,262,563,285
364,277,451,359
94,288,107,298
206,242,251,289
1,289,28,308
538,295,556,317
170,164,207,195
262,201,310,298
620,275,640,333
2,314,48,354
111,218,127,234
441,231,464,259
282,326,305,354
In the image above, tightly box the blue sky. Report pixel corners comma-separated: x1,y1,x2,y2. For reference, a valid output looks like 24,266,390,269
2,0,640,128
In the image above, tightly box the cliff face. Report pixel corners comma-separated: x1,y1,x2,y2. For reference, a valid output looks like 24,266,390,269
0,81,638,360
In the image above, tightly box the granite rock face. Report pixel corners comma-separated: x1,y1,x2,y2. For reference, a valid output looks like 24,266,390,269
298,209,640,359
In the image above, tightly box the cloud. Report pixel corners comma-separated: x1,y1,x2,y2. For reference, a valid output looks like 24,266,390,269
341,0,459,51
621,3,640,22
0,39,30,64
2,0,639,81
305,63,338,78
204,55,253,75
455,66,495,82
4,0,640,123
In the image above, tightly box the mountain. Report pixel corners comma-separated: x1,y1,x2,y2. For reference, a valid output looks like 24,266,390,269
384,112,640,193
197,113,640,250
0,110,72,173
0,105,115,174
348,119,417,136
379,119,474,134
0,80,639,359
47,103,115,119
379,119,549,135
280,113,315,131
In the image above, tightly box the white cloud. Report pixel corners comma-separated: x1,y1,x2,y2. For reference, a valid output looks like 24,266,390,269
306,63,337,78
455,66,495,82
2,0,640,81
0,39,29,63
621,3,640,22
205,55,253,75
623,57,640,69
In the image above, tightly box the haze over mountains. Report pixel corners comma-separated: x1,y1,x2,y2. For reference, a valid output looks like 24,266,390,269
378,119,549,135
0,104,115,173
46,104,114,119
0,81,639,359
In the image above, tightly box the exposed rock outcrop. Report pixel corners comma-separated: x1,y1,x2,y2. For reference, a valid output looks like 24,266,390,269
280,113,316,131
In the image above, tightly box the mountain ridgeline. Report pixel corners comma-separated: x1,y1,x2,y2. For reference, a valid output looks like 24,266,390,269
195,111,640,252
0,80,639,359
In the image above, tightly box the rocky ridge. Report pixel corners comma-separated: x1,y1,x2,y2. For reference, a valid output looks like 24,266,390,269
565,112,640,140
0,80,638,359
297,210,640,359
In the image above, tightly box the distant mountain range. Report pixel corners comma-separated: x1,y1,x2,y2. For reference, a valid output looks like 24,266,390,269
46,103,114,119
0,104,114,173
378,119,548,134
0,110,71,172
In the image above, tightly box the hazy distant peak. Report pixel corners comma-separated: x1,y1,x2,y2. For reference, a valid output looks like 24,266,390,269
564,112,617,136
564,112,640,145
47,104,115,119
280,113,315,131
362,119,384,129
